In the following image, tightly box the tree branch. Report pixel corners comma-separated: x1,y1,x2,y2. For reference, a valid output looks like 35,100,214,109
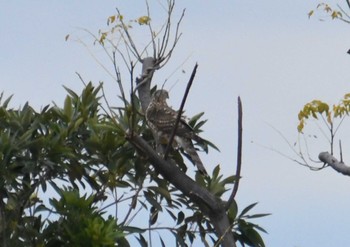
164,63,198,160
127,134,236,247
226,97,243,210
135,57,158,112
134,57,236,246
319,151,350,176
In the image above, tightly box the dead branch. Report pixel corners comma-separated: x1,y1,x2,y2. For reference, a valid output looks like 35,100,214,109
127,134,236,247
164,63,198,159
226,97,243,210
319,152,350,176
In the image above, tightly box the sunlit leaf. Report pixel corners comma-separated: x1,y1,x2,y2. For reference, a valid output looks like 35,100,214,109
308,10,314,18
137,16,151,25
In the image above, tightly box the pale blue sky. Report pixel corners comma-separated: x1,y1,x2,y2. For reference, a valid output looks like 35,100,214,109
2,1,350,246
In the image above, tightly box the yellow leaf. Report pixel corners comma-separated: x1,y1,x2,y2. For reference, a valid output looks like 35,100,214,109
324,5,332,13
331,11,339,19
297,121,304,133
308,10,314,18
327,113,332,124
107,15,116,25
137,16,151,25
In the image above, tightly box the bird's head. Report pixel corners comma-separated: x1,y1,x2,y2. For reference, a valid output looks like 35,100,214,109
153,89,169,102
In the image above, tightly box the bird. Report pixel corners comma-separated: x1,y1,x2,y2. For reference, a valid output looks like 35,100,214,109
145,89,208,175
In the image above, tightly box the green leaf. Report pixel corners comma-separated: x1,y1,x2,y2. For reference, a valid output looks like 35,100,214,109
245,213,271,219
239,202,258,217
63,96,72,120
63,85,79,99
150,207,158,225
227,200,238,222
123,226,146,234
159,236,166,247
245,228,266,247
148,186,171,201
177,211,185,225
212,165,220,179
144,191,162,211
2,94,13,108
136,233,148,247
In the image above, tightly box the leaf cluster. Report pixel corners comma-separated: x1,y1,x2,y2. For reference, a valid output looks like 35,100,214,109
0,82,268,246
297,94,350,133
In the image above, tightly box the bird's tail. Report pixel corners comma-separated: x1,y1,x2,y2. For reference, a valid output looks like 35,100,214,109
175,136,208,175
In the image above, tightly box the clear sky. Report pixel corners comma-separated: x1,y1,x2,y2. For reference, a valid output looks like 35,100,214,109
2,1,350,246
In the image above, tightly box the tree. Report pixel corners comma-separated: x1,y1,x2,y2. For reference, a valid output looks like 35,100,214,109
284,0,350,176
308,1,350,24
0,1,268,246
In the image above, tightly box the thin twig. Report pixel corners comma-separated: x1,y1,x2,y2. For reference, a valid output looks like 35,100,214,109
112,52,127,107
100,82,118,120
260,124,324,170
337,4,350,23
75,72,87,86
121,186,143,225
226,97,243,210
254,141,325,171
74,37,117,82
116,8,142,61
164,63,198,160
158,0,174,58
130,62,137,136
333,115,346,136
330,123,334,155
158,8,185,70
80,28,115,63
110,40,132,72
301,134,319,163
339,140,343,162
145,0,157,58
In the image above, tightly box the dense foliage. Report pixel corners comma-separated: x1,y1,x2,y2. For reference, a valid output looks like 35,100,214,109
0,83,267,246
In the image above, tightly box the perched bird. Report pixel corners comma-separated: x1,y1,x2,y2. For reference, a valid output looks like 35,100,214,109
145,89,208,175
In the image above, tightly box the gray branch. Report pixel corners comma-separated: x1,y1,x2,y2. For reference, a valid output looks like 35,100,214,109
129,58,237,247
319,152,350,176
135,57,158,112
128,135,236,247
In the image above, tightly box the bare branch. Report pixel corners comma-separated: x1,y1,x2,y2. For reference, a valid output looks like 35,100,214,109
158,0,174,58
112,52,127,106
121,186,143,226
226,97,243,210
258,125,325,171
339,140,343,162
158,8,185,70
337,4,350,23
145,0,157,58
319,152,350,176
164,63,198,160
75,72,87,87
135,57,158,112
116,8,142,61
127,134,236,246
